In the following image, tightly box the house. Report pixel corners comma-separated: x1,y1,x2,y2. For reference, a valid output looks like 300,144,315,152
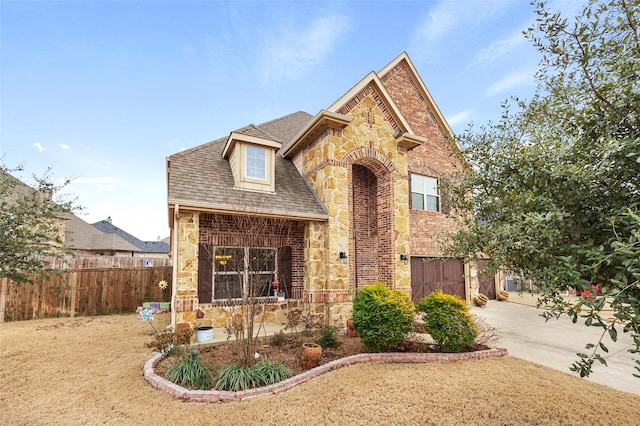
166,52,494,331
92,217,170,258
64,213,141,256
0,169,164,258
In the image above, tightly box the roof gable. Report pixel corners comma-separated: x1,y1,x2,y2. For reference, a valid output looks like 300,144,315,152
378,51,454,138
327,71,413,135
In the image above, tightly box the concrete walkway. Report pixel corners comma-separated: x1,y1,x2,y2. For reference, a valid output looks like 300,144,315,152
472,296,640,395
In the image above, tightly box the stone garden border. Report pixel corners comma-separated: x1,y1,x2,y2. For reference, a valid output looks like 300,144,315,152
144,347,509,403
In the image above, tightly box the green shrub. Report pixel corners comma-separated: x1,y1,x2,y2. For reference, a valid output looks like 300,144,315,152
215,364,255,392
316,327,339,349
252,361,293,386
166,350,213,390
417,291,478,353
215,361,293,391
352,282,415,352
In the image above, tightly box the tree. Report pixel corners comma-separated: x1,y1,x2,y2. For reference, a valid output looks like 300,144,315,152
0,164,77,285
209,212,297,366
446,0,640,377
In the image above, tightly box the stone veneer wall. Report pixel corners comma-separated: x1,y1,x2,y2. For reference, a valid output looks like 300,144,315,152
295,90,412,325
173,211,199,333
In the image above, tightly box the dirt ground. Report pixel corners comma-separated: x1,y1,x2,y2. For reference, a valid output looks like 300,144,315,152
1,313,639,426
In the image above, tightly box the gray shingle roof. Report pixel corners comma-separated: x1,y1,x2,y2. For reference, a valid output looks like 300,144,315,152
92,220,169,253
64,213,140,252
168,111,328,220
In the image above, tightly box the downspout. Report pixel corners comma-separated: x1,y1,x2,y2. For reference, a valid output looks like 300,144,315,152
170,204,179,330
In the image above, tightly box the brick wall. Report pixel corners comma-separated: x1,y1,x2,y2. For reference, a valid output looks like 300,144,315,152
198,213,305,294
381,61,466,257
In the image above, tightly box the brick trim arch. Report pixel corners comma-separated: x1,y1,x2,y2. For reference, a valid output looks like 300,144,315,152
409,157,441,177
341,147,397,176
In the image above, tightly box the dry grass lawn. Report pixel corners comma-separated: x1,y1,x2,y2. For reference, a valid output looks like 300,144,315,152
1,313,639,426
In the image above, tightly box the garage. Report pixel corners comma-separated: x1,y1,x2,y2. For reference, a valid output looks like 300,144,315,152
477,260,497,300
411,257,465,304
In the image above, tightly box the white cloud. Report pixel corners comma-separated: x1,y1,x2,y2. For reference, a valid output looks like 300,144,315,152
59,143,69,150
485,68,536,97
472,32,528,66
34,142,45,152
259,13,350,83
73,176,122,193
412,1,511,48
447,110,473,127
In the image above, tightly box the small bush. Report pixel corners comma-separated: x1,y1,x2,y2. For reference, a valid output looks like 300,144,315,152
146,330,175,354
252,361,293,386
417,291,478,353
270,330,288,347
316,327,339,349
145,327,194,354
166,345,185,358
166,350,213,390
215,361,293,391
473,314,502,348
215,364,255,392
352,282,415,352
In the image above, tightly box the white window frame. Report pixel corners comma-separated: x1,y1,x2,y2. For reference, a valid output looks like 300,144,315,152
245,146,267,181
411,174,439,212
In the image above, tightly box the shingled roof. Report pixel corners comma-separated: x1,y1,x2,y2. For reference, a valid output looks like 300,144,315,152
167,111,328,220
92,219,169,253
64,213,140,252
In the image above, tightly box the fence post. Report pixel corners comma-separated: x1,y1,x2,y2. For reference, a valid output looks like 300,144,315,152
70,272,77,318
0,278,7,323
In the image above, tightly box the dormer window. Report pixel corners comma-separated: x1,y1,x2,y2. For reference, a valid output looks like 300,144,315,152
245,146,266,180
222,132,281,193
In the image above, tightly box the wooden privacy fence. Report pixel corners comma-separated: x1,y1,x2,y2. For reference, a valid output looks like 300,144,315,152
0,256,173,322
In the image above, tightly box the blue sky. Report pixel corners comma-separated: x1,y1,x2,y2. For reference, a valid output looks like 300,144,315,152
0,0,583,241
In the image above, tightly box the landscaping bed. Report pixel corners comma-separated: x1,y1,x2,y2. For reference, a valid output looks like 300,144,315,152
3,313,640,425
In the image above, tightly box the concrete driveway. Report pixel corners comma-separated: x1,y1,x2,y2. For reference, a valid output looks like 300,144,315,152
471,297,640,395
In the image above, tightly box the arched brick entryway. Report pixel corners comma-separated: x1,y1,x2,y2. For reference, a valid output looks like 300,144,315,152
347,149,395,290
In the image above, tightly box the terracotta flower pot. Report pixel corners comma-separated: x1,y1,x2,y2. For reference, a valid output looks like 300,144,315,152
346,318,359,337
497,290,509,301
300,342,322,370
474,293,489,307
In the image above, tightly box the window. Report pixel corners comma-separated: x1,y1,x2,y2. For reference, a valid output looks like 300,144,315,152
212,247,276,300
411,174,439,212
245,146,266,180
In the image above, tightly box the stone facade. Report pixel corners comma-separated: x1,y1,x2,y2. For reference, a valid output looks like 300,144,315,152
169,53,474,334
292,86,413,323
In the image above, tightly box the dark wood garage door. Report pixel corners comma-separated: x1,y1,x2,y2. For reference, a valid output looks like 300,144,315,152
411,257,465,303
477,260,496,300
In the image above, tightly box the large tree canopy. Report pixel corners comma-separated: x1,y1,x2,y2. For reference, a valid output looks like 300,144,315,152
0,165,77,285
447,0,640,377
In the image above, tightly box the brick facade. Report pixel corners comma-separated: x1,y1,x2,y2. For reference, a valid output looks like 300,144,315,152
381,59,466,257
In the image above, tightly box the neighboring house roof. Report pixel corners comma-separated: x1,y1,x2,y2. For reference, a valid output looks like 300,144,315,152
92,219,169,253
167,111,329,221
64,213,140,252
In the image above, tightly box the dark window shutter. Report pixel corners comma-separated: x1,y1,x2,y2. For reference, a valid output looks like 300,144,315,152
277,246,292,298
408,172,413,209
198,243,213,303
440,184,450,214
